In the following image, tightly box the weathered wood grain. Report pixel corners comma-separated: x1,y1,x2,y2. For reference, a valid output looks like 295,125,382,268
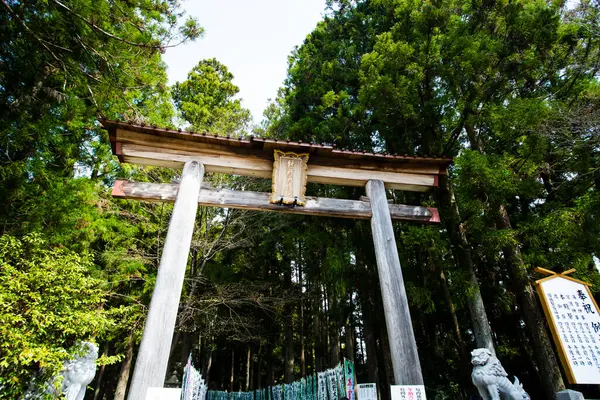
307,164,436,192
113,128,448,175
112,180,440,223
116,142,438,192
120,143,273,178
366,179,425,385
127,161,205,400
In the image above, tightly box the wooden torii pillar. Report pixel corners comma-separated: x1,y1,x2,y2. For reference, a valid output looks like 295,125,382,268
101,120,452,400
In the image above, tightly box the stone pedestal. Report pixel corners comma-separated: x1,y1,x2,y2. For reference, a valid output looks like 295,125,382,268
556,389,585,400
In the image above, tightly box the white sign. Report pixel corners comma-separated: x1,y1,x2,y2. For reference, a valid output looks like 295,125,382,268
145,387,182,400
537,275,600,384
357,383,377,400
390,385,426,400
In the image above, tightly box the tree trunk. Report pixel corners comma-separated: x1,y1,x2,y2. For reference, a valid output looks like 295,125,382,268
180,332,192,370
299,256,306,377
284,256,295,383
466,123,564,396
285,312,295,382
205,340,213,382
314,285,324,373
245,346,251,391
168,331,181,366
441,268,468,353
361,306,379,384
355,248,379,384
497,205,565,397
345,322,355,362
93,347,109,400
230,347,235,393
114,338,135,400
330,325,340,367
305,290,314,374
306,341,314,376
266,346,274,387
324,289,331,365
435,174,496,355
300,297,306,377
329,292,340,367
438,267,472,389
370,273,392,400
256,344,262,390
465,122,483,153
378,325,394,388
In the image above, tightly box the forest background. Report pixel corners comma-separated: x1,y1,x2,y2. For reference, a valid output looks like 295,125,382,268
1,0,600,399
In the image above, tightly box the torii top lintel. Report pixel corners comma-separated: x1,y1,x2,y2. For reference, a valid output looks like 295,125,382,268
101,119,452,192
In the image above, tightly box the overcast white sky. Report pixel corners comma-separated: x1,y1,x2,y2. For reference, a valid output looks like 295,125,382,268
163,0,327,124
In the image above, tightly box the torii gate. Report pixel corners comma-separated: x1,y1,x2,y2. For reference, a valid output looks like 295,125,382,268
101,119,452,400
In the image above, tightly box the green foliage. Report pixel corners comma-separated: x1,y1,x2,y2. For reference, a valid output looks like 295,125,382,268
0,0,203,395
0,0,200,233
265,0,600,396
0,234,111,397
2,0,600,397
173,59,252,135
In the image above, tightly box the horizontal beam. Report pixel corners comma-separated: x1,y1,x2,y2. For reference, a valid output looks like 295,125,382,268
113,128,448,175
117,143,437,192
112,180,440,223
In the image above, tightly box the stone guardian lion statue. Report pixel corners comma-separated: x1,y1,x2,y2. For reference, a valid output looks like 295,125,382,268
25,342,99,400
471,348,530,400
60,342,99,400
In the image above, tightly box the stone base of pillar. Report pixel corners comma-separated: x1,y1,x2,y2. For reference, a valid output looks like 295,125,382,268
556,389,585,400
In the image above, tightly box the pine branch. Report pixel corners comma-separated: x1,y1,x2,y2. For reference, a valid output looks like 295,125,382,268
1,0,68,65
50,0,191,51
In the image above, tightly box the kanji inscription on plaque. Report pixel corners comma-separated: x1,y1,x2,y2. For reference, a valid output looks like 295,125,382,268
270,150,309,206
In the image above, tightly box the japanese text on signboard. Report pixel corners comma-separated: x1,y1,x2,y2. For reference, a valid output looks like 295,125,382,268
537,275,600,384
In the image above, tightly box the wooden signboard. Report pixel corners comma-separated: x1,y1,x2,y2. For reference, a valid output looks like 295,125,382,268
536,268,600,384
270,150,309,205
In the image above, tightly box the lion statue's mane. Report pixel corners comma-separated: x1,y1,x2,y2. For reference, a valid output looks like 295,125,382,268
471,348,530,400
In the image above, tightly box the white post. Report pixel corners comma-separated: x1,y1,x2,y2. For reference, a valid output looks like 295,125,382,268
366,179,424,385
128,161,204,400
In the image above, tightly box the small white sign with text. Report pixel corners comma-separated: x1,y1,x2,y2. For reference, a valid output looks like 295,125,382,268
357,383,378,400
390,385,426,400
145,387,182,400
